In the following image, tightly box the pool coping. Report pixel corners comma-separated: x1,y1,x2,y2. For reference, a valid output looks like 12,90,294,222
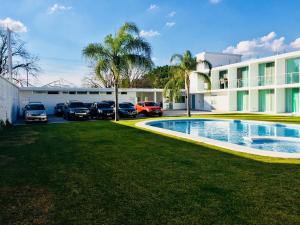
136,118,300,159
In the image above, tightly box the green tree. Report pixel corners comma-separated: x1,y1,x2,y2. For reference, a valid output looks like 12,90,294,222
83,22,153,121
144,65,179,88
164,50,211,117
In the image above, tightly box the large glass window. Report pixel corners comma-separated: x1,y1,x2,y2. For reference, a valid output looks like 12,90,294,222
286,57,300,84
286,88,299,113
259,89,274,112
258,62,274,86
237,91,249,111
237,67,248,88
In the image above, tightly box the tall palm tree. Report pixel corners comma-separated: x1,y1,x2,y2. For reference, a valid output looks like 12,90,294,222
83,23,153,121
164,50,211,117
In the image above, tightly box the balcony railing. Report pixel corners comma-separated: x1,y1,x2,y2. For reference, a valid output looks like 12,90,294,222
257,76,274,86
285,72,300,84
237,79,248,88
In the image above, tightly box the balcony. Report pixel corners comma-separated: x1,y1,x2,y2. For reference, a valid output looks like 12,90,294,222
257,76,274,86
285,72,300,84
237,79,248,88
219,78,228,89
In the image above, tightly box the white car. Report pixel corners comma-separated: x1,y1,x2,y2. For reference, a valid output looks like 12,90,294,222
23,102,48,123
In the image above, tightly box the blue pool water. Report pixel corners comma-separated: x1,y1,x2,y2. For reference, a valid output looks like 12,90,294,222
147,119,300,153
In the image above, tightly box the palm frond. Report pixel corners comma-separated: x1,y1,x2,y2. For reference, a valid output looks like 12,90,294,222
82,43,110,60
196,72,211,90
170,54,183,64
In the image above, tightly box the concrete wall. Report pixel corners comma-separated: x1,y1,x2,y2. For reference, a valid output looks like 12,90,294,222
196,52,242,71
19,90,136,115
275,88,285,113
0,76,19,123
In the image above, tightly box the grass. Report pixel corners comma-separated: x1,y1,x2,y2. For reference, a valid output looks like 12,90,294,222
0,113,300,224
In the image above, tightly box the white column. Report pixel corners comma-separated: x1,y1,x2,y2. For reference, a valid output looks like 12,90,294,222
249,63,258,87
154,91,157,102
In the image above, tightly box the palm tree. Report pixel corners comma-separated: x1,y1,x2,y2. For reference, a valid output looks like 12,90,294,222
83,22,153,121
164,50,211,117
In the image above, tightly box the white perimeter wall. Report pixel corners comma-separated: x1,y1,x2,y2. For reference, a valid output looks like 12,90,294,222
0,77,19,123
19,91,136,115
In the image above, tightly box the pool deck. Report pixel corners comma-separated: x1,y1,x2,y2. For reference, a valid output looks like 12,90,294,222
136,118,300,159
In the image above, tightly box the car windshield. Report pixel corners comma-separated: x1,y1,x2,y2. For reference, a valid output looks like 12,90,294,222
69,102,85,108
27,104,45,110
144,102,158,107
119,103,133,108
56,104,64,108
97,103,111,108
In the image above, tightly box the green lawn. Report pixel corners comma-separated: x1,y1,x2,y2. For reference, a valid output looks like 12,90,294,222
1,114,300,225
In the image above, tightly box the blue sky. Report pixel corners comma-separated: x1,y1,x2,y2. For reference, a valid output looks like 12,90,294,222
1,0,300,86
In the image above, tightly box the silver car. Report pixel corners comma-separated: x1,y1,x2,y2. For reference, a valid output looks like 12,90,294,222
23,102,48,123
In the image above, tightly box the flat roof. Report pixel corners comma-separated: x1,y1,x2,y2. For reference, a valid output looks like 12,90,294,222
196,51,242,57
19,87,165,92
211,50,300,70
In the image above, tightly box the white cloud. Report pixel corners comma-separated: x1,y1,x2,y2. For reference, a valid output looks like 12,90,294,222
168,11,176,17
48,3,72,14
166,22,176,28
222,32,300,57
0,17,27,32
139,30,160,38
210,0,222,4
260,31,276,42
290,38,300,49
148,4,158,11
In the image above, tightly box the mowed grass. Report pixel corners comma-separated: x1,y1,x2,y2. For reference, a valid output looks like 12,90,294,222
0,114,300,225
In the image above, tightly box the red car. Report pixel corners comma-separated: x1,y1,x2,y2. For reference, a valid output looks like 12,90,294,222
135,101,163,116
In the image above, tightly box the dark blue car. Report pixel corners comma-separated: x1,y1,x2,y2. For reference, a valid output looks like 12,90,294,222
118,102,137,118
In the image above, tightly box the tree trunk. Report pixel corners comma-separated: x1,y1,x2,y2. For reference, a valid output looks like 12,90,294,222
114,83,119,121
185,75,191,117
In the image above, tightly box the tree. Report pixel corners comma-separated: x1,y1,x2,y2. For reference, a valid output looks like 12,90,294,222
143,65,179,88
83,22,153,121
164,50,211,117
0,29,39,83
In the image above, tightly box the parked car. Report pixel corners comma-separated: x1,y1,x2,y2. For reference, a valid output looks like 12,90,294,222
102,100,115,107
135,101,163,116
63,101,90,120
90,102,114,119
118,102,137,118
54,103,64,116
84,103,93,110
23,102,48,123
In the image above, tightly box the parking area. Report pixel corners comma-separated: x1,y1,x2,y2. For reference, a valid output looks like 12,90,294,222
15,110,223,125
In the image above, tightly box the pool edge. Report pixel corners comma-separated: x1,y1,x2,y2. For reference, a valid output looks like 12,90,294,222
136,118,300,159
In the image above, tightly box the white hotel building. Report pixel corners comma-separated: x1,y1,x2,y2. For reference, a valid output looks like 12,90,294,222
190,50,300,114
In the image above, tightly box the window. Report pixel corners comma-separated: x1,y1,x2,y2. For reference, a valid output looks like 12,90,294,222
33,91,47,94
48,91,59,94
89,91,99,95
175,96,186,103
69,91,76,94
219,70,228,89
77,91,87,95
237,66,249,88
286,57,300,84
62,91,68,94
106,92,112,95
120,92,127,95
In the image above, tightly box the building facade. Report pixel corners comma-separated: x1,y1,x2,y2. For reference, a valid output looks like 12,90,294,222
190,50,300,114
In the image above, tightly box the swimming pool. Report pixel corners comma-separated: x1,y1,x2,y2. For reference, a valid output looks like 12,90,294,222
137,119,300,158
